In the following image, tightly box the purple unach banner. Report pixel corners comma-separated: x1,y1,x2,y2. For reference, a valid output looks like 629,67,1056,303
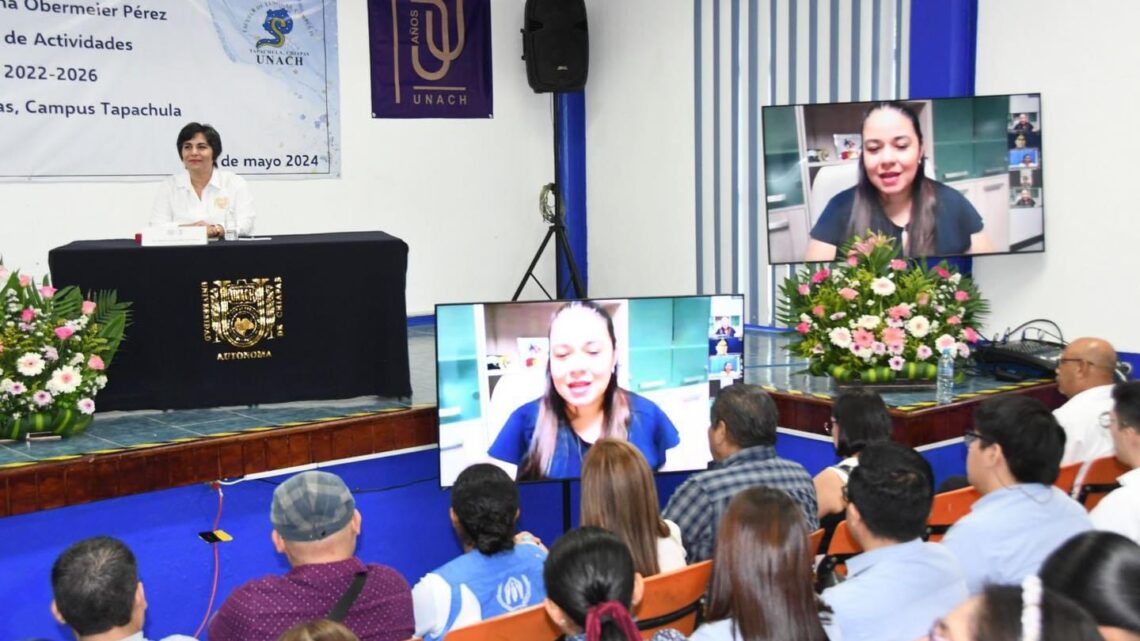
367,0,493,119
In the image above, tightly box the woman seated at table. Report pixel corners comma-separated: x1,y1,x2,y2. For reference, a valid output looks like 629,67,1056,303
804,102,991,261
150,122,256,239
488,301,680,481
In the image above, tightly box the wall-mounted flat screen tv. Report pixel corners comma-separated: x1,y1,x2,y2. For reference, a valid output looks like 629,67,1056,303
435,294,745,486
762,93,1044,264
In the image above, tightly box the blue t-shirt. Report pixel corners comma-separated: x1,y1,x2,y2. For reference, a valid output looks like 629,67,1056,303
810,181,984,256
488,391,680,479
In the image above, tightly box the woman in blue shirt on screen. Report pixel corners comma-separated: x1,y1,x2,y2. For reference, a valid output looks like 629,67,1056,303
488,301,680,481
803,102,992,261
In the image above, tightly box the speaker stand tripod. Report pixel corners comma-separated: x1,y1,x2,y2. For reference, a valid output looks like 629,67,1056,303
512,209,586,301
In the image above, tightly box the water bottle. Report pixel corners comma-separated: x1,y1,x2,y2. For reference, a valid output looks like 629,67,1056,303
224,208,238,241
936,348,955,405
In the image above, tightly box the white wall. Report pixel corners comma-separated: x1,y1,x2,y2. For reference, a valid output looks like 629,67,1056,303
4,1,698,315
974,0,1139,352
585,0,697,299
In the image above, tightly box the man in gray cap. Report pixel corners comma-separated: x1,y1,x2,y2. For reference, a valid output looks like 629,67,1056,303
208,470,413,641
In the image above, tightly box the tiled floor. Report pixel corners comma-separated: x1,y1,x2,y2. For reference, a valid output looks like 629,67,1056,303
0,325,1017,467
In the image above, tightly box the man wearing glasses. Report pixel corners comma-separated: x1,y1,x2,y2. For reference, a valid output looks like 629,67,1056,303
821,442,967,641
942,395,1092,594
1090,382,1140,543
1053,337,1119,465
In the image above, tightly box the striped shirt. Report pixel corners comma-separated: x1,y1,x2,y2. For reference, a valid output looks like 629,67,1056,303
663,446,818,562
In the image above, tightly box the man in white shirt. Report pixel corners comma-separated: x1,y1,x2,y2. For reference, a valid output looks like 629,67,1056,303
1091,382,1140,543
1053,337,1118,465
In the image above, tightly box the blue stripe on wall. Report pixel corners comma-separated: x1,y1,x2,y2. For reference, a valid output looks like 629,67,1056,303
871,0,881,99
694,0,704,294
909,0,976,98
713,0,722,293
829,0,839,99
731,0,741,293
788,0,798,101
851,0,861,100
749,0,760,321
808,0,818,103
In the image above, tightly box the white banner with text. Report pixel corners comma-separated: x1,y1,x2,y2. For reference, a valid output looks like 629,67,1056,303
0,0,340,179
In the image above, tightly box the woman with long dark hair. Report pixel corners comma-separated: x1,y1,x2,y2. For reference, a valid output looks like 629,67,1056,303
580,438,686,577
691,487,836,641
814,388,893,520
925,577,1103,641
543,527,685,641
1040,531,1140,641
804,102,991,261
489,301,679,481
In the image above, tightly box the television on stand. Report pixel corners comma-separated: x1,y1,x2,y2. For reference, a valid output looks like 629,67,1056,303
434,294,745,486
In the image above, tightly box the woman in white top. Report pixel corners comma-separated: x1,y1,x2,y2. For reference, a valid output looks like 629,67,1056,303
150,122,255,239
814,388,893,521
581,438,687,576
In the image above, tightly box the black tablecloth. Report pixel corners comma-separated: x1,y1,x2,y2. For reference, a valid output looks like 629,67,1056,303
49,232,411,411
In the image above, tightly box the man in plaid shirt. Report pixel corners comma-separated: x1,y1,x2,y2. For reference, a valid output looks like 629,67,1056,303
663,384,818,562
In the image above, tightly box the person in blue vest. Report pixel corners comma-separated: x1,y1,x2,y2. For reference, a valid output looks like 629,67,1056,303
411,463,547,641
489,301,680,481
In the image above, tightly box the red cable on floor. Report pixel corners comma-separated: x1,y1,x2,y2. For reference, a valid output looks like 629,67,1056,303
193,483,224,639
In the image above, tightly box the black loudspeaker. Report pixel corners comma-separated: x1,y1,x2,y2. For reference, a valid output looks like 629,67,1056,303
522,0,589,93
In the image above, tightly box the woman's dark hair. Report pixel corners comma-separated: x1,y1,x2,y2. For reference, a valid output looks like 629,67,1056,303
176,122,222,167
832,388,892,458
705,487,828,641
450,463,518,555
975,583,1104,641
520,301,631,480
544,527,641,641
848,102,938,256
1040,530,1140,634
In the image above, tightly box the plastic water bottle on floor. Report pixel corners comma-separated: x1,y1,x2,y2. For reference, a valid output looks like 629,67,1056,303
936,348,955,405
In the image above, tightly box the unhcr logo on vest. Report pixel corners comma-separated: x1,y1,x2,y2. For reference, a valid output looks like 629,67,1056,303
496,575,532,611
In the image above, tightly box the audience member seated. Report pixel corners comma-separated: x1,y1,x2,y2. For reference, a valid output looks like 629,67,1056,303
542,527,686,641
277,619,361,641
820,442,967,641
1054,337,1119,465
942,396,1092,593
664,384,818,562
1091,381,1140,543
581,438,687,576
208,471,413,641
51,536,197,641
814,389,892,522
926,577,1104,641
412,463,546,641
1039,530,1140,641
690,487,837,641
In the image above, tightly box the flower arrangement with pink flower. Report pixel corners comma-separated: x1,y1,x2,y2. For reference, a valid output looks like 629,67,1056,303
0,265,130,438
777,231,989,383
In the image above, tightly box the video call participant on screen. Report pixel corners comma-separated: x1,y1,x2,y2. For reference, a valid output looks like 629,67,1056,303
803,102,992,261
1012,112,1036,133
1014,189,1037,207
713,316,736,337
488,302,680,481
150,122,256,239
